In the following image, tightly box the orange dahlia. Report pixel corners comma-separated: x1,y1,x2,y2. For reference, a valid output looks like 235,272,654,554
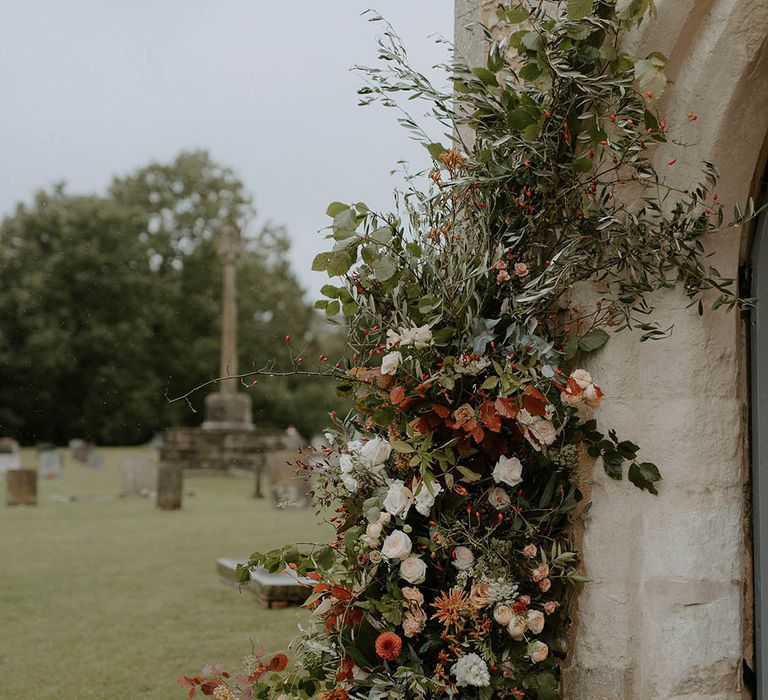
375,631,403,661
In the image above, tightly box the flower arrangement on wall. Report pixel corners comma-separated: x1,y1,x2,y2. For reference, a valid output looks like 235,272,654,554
180,1,753,698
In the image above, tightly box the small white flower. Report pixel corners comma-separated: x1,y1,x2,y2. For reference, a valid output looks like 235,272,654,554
381,530,412,561
383,480,414,518
451,653,490,687
452,546,475,571
411,324,433,349
380,350,402,375
493,455,523,488
386,329,401,348
413,480,442,516
399,556,427,584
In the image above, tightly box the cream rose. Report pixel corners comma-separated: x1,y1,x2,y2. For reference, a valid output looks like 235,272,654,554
452,546,475,571
402,607,427,638
492,455,523,487
383,480,414,518
527,418,557,447
528,641,549,663
508,615,527,640
368,550,382,564
493,604,514,625
380,350,402,376
402,586,424,606
526,609,545,635
381,530,412,561
488,486,511,510
360,437,391,470
399,556,427,584
412,324,433,349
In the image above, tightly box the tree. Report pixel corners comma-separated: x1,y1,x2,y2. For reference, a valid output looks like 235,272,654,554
0,151,344,444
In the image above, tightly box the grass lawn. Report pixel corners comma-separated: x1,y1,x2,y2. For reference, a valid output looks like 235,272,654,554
0,447,326,699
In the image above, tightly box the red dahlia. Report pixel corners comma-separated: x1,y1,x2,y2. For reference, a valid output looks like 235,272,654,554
375,631,402,661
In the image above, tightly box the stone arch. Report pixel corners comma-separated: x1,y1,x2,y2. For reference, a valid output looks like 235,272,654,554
451,0,768,696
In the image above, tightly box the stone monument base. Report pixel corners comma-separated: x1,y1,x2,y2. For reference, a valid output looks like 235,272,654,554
202,392,254,430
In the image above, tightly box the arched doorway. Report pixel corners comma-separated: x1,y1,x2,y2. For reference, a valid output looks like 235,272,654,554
751,194,768,698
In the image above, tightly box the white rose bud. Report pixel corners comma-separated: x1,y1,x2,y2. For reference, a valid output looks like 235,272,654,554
399,556,427,584
492,455,523,488
381,530,412,561
452,546,475,571
366,521,383,540
488,486,511,510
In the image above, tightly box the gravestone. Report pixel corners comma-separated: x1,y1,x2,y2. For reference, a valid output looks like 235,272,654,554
37,447,62,478
157,463,182,510
119,456,157,497
267,447,311,509
6,469,37,505
68,439,93,464
0,438,21,475
215,558,311,608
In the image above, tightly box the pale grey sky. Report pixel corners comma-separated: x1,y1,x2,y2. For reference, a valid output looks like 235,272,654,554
0,1,453,298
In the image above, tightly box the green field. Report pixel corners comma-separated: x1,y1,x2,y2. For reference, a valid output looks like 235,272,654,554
0,447,325,699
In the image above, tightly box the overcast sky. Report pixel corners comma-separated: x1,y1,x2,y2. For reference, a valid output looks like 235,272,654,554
0,2,453,298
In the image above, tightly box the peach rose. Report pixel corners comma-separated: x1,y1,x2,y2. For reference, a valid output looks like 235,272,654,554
531,563,550,582
539,578,552,593
522,543,537,559
493,604,514,625
402,607,427,638
469,583,493,609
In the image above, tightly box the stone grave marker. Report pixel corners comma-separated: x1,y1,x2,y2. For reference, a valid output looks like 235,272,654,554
157,463,182,510
268,448,311,510
6,469,37,505
119,456,158,497
68,439,93,464
86,452,104,469
37,447,62,478
0,438,21,475
216,558,311,608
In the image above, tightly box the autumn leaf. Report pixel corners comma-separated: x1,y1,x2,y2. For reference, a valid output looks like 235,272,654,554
390,385,405,405
479,401,501,432
523,385,549,416
495,396,518,419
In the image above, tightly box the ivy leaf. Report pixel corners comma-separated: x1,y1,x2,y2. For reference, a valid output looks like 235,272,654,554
567,0,594,20
578,328,610,353
628,462,662,494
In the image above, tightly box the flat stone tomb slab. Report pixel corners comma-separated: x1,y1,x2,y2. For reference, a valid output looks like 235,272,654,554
216,558,311,608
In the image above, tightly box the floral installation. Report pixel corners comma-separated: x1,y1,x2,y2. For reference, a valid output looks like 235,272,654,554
180,1,755,698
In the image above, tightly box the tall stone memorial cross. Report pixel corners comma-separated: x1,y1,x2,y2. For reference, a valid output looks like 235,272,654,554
202,223,254,430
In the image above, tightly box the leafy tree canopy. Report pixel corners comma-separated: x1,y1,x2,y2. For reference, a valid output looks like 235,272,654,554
0,150,344,445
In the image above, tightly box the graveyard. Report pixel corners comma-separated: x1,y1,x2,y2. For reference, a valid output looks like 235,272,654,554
0,446,326,700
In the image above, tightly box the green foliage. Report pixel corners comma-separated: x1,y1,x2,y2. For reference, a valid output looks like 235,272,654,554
0,151,344,444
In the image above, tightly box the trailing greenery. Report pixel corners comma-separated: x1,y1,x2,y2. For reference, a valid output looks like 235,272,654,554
180,2,752,699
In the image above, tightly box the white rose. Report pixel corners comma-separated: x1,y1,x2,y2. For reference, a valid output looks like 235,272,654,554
386,329,401,348
493,456,523,488
399,556,427,584
366,521,383,539
360,437,392,470
526,609,545,635
412,324,433,349
340,472,358,492
414,481,442,516
378,511,392,525
381,530,412,561
488,486,511,510
508,615,527,640
398,327,418,346
528,640,549,663
380,351,402,376
383,480,414,518
339,454,355,474
527,419,557,447
493,604,514,625
347,439,363,453
452,546,475,571
517,409,535,426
